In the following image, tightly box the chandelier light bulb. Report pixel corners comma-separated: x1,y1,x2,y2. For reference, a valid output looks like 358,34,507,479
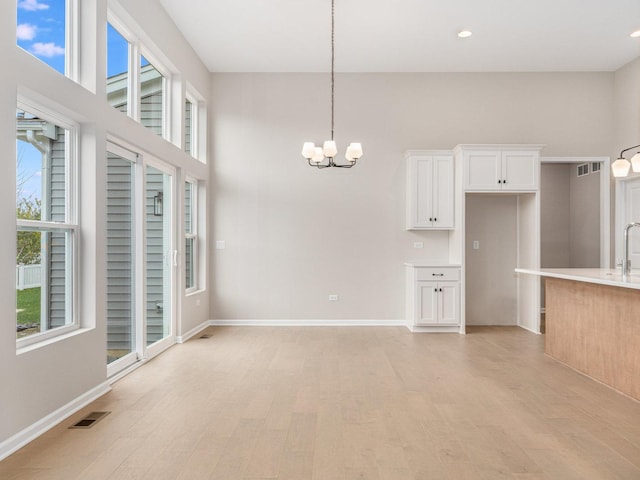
301,142,316,159
631,152,640,172
312,147,324,163
323,140,338,157
612,157,631,177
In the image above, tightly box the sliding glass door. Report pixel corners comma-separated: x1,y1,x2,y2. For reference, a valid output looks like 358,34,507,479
106,143,176,375
144,162,175,358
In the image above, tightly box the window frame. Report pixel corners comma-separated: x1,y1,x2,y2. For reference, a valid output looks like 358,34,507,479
16,98,79,349
184,177,198,294
184,84,207,163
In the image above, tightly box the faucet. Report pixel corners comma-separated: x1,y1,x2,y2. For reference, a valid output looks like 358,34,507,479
623,222,640,278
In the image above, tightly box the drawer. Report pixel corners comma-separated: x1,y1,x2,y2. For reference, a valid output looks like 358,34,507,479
415,268,460,281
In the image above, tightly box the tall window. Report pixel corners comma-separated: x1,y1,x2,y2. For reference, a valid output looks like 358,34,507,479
140,55,165,137
16,103,77,346
16,0,69,76
184,97,194,157
106,22,129,114
184,180,197,292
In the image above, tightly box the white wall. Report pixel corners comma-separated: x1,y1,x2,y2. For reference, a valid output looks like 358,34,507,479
1,0,210,452
210,72,615,321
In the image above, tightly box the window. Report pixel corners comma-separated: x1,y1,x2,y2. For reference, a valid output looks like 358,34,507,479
140,54,166,137
184,179,197,292
106,22,130,114
184,97,194,157
184,86,206,162
16,0,71,77
16,102,77,346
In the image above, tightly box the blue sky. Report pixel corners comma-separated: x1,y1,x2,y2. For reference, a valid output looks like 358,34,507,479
16,0,66,74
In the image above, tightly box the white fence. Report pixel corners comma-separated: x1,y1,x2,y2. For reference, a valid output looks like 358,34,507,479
16,264,42,290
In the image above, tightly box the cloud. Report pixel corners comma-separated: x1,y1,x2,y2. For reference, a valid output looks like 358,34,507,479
18,0,50,11
16,23,37,41
31,42,64,57
34,171,42,177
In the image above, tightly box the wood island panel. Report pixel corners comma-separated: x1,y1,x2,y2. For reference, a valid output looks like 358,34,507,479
545,277,640,401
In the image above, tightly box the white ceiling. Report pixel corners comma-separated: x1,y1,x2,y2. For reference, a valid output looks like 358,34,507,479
158,0,640,73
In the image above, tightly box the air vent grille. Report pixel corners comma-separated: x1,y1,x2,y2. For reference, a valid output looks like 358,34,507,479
69,411,110,429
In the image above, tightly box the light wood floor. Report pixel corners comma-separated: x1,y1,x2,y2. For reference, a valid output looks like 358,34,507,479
2,326,640,479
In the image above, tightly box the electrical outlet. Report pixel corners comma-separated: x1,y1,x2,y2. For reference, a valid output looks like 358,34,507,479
195,299,201,307
216,240,226,250
413,242,424,249
473,240,480,250
328,295,339,301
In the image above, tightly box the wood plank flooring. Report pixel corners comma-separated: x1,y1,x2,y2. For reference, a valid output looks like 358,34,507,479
1,326,640,479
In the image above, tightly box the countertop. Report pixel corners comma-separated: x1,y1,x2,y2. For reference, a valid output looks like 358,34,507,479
405,262,461,268
515,268,640,290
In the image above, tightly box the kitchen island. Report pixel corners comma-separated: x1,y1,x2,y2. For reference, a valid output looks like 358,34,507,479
516,268,640,402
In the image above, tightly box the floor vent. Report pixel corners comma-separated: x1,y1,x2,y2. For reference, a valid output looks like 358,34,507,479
69,411,110,429
199,333,212,339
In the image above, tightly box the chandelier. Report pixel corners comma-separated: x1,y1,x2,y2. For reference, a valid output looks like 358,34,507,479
612,144,640,177
301,0,363,169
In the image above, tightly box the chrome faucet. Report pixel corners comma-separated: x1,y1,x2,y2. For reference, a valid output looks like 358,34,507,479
623,222,640,278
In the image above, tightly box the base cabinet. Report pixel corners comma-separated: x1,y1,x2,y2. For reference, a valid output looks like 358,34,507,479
406,265,461,332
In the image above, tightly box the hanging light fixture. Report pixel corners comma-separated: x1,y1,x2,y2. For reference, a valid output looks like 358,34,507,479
612,144,640,178
301,0,363,169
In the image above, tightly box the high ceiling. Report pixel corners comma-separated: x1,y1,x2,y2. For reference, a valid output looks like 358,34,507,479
158,0,640,73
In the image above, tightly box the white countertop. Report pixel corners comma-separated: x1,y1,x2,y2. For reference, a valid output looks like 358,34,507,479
405,262,461,268
515,268,640,290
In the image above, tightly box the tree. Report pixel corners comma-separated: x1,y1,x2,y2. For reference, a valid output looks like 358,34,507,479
17,197,42,265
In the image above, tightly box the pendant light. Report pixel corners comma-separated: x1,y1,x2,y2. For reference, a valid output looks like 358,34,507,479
301,0,363,169
612,144,640,178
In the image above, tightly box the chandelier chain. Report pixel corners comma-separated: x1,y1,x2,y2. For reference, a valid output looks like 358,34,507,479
331,0,335,141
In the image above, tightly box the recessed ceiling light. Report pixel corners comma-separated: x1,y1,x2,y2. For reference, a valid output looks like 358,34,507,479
631,30,640,38
458,30,473,38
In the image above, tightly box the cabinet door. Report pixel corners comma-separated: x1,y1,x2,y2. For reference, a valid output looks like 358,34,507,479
438,282,460,325
502,151,538,190
407,156,434,229
416,281,438,325
432,155,454,229
464,151,501,191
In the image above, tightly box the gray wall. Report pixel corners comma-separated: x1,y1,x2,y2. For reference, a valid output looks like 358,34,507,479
540,163,600,269
465,195,518,326
210,72,615,321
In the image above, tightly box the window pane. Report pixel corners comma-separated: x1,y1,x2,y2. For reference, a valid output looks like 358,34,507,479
184,99,193,156
185,237,194,290
16,108,67,223
16,0,66,75
140,56,164,137
106,23,129,114
106,152,135,363
16,229,72,339
185,181,193,234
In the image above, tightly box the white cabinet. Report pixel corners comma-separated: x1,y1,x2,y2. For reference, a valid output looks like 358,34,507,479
460,147,542,191
406,151,454,230
406,265,460,332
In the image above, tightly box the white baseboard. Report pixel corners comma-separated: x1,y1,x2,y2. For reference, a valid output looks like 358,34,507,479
209,319,405,327
0,381,111,461
518,324,542,335
177,320,210,343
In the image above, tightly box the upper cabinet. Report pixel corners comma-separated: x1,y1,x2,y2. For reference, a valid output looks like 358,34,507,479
457,145,544,191
406,151,454,230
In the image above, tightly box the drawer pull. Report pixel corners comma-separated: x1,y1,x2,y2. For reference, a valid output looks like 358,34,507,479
432,273,444,276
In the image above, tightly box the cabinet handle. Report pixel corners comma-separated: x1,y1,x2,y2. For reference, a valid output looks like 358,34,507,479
503,179,507,184
429,217,433,222
432,273,444,276
498,179,502,184
434,217,437,222
434,288,438,292
439,288,443,292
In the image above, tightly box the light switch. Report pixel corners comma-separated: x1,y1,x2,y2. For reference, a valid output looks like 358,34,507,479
473,240,480,250
216,240,226,250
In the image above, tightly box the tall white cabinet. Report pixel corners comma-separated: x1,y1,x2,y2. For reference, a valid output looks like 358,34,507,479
406,151,454,230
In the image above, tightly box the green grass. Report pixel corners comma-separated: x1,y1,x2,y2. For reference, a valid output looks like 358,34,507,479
17,287,41,325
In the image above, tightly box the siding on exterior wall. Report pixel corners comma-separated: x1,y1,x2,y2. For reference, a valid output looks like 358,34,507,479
106,155,135,352
47,126,66,329
145,169,165,343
